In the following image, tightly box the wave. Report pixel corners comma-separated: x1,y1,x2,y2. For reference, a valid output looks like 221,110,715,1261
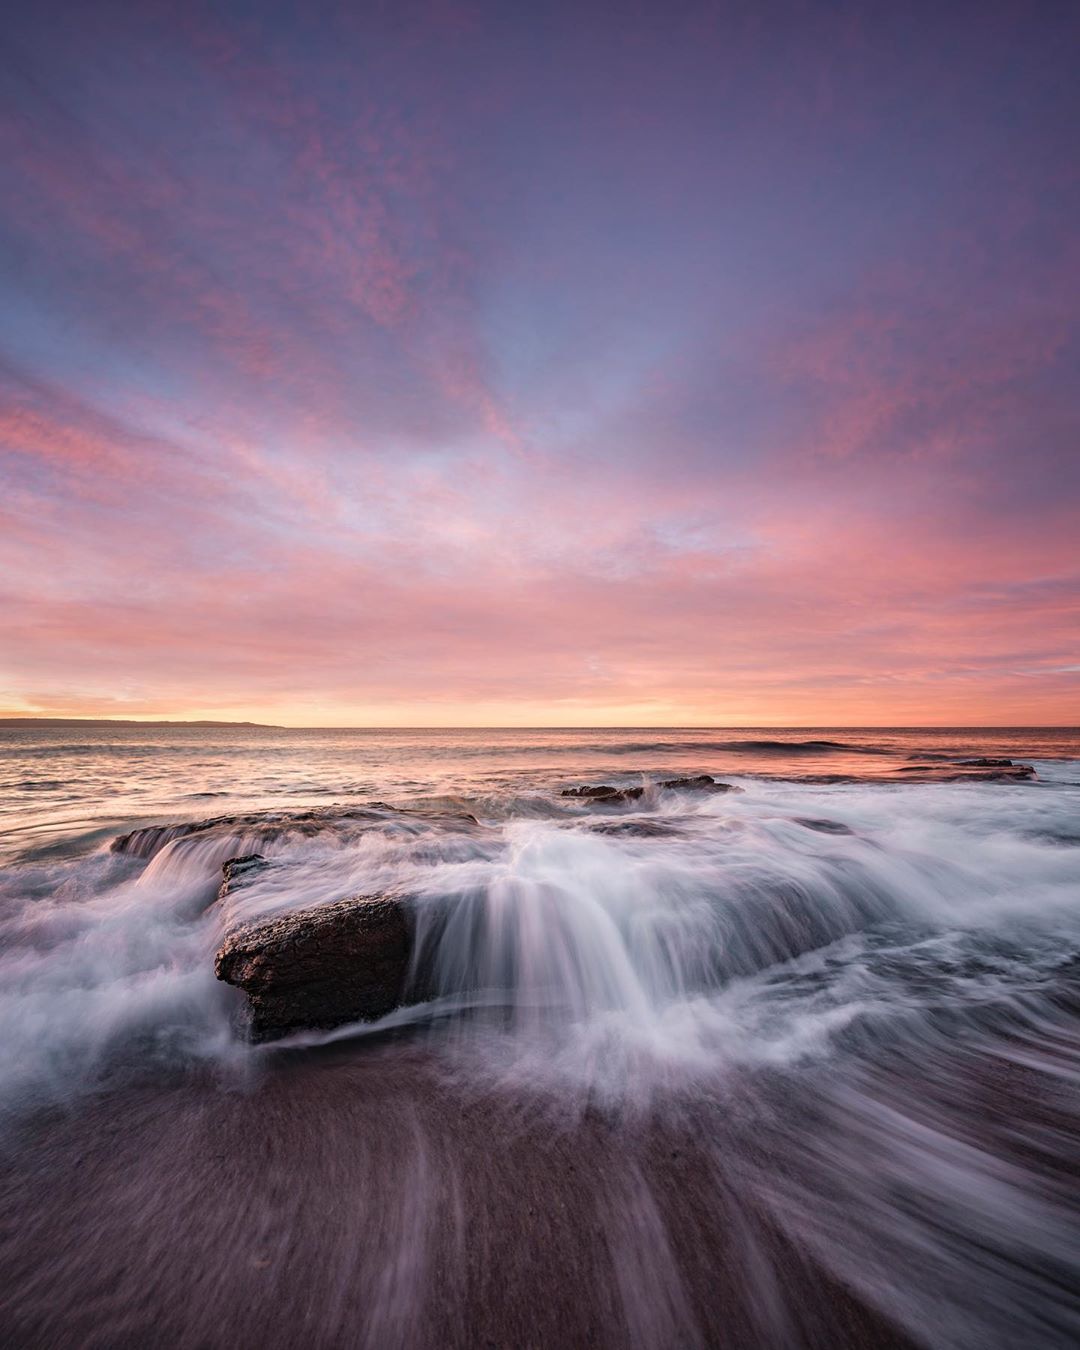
711,738,885,754
0,776,1073,1108
558,737,888,756
10,742,216,757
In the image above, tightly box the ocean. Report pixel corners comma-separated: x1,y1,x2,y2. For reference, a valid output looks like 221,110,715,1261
1,723,1078,1348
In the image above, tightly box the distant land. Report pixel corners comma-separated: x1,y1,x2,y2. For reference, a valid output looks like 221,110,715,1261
0,717,280,728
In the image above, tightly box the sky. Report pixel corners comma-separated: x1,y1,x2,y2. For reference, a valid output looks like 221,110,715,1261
0,0,1077,727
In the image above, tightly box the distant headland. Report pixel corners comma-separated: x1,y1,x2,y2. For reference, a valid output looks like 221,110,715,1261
0,717,281,728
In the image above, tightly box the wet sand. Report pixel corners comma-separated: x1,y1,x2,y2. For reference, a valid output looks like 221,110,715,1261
0,1038,917,1350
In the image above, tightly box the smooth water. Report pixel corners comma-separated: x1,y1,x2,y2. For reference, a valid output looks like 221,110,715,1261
1,723,1078,1348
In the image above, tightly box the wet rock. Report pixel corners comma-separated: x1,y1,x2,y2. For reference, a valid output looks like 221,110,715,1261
561,775,740,805
894,762,1036,782
111,820,204,858
793,818,855,835
213,855,411,1042
658,775,741,793
561,784,643,803
111,804,480,861
586,819,684,838
218,853,268,888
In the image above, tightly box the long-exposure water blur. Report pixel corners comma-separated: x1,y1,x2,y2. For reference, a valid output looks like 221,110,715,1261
1,723,1077,1348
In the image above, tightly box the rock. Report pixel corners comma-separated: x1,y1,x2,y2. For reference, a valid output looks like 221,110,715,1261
894,762,1036,782
111,804,480,861
111,820,205,859
213,855,411,1042
561,775,740,804
561,784,643,803
586,819,684,838
793,817,855,835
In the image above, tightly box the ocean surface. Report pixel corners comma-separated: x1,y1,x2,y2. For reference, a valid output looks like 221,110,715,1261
1,723,1078,1348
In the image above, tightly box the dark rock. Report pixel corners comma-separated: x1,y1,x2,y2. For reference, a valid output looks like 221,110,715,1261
658,775,741,794
213,856,411,1042
219,853,268,885
561,775,740,805
793,818,855,835
561,784,643,802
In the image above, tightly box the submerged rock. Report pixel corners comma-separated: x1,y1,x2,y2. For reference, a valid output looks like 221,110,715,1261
794,817,856,835
111,820,206,859
586,818,685,838
213,855,411,1042
894,762,1036,782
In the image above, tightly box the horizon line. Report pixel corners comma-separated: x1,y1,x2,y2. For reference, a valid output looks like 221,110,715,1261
2,717,1077,732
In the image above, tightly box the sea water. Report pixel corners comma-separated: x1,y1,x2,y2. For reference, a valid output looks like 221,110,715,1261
0,723,1077,1348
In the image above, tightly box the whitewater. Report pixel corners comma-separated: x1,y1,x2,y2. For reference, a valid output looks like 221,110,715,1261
0,724,1077,1348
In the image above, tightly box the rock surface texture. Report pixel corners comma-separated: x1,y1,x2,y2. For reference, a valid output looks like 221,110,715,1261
213,856,411,1042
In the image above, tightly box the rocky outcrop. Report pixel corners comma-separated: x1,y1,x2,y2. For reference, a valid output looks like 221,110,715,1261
561,784,644,803
106,805,491,1042
213,856,411,1042
561,775,740,804
111,804,481,861
111,820,206,859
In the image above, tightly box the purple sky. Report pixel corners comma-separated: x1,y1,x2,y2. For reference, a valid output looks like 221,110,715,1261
1,0,1077,724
